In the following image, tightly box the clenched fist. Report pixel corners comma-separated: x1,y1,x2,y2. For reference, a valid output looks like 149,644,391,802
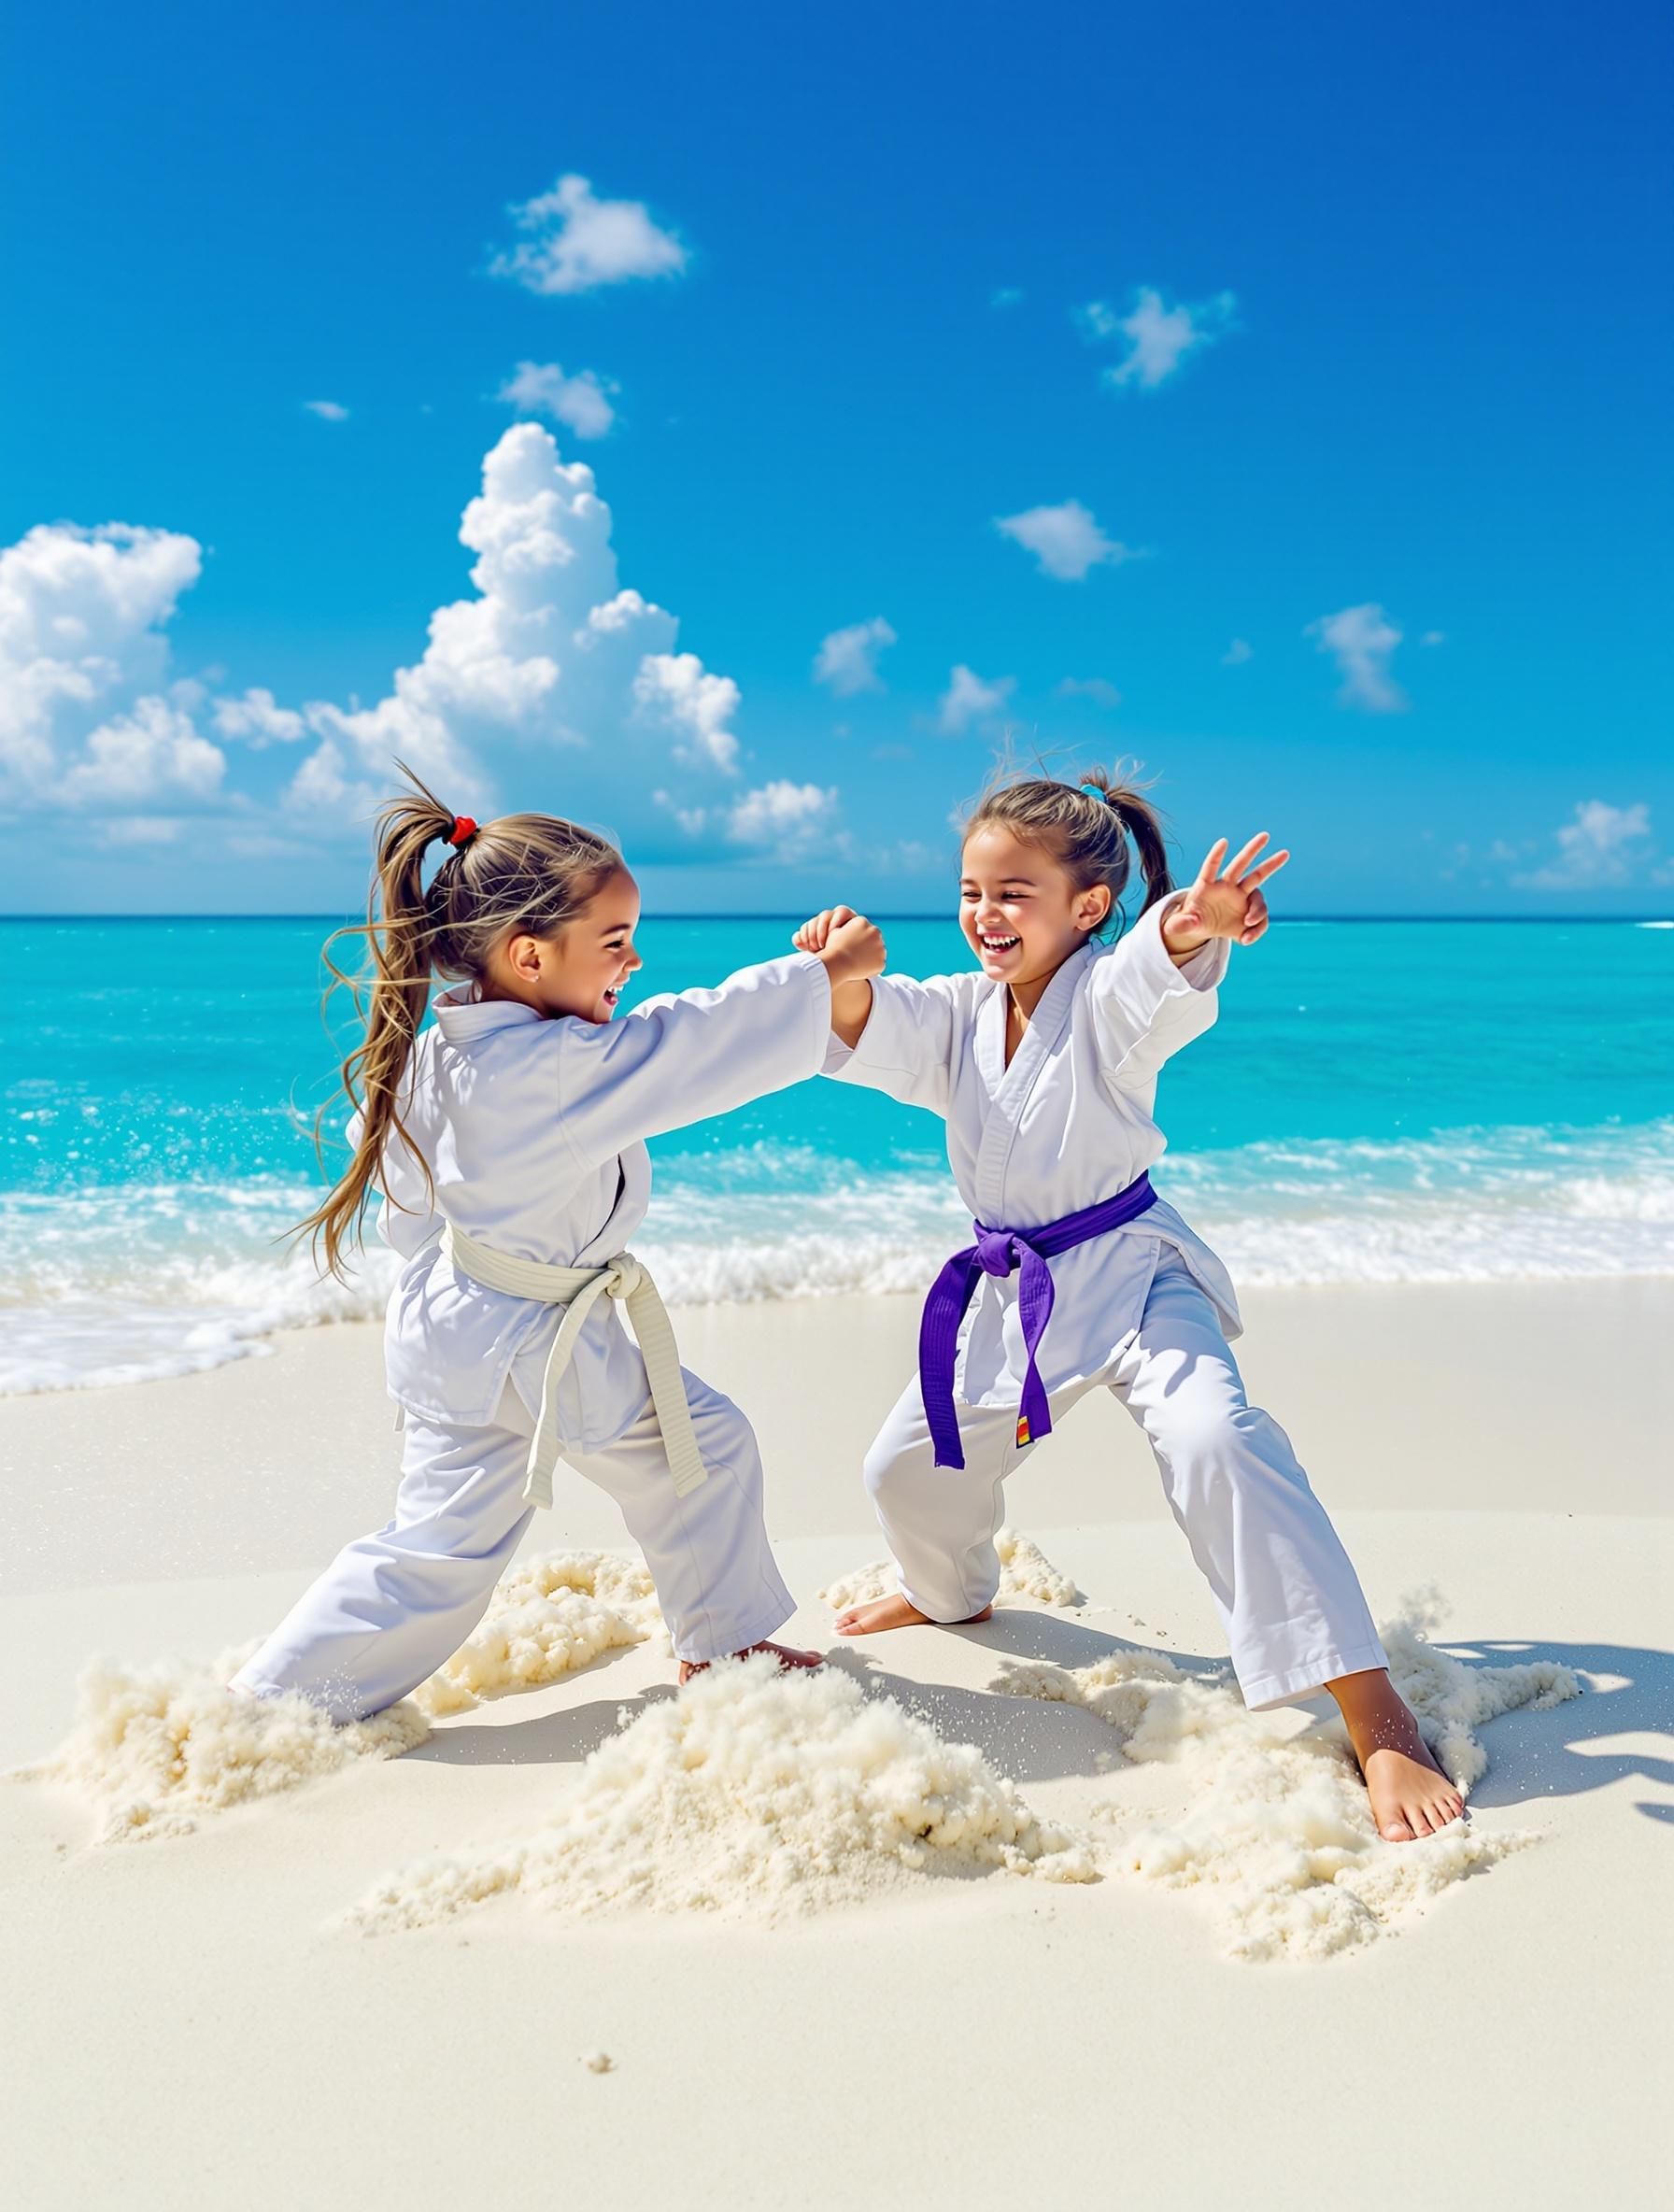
796,904,887,989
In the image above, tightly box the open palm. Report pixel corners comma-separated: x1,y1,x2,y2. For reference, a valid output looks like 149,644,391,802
1172,833,1291,947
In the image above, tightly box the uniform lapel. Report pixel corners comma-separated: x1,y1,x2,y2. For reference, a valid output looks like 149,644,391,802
972,944,1094,1222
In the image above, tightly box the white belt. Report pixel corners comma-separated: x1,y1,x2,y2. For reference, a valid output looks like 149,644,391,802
440,1222,708,1510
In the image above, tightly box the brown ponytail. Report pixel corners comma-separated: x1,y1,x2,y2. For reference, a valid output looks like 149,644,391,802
295,762,621,1279
963,759,1174,932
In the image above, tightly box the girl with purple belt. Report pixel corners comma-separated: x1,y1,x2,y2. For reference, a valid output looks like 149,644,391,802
795,768,1464,1846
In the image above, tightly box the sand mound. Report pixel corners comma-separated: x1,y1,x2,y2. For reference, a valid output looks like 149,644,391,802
413,1550,664,1717
7,1652,429,1845
11,1549,665,1841
820,1526,1081,1610
994,1596,1582,1962
352,1654,1097,1934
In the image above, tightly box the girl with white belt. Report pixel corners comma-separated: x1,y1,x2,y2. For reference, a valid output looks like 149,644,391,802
795,769,1466,1845
234,773,884,1720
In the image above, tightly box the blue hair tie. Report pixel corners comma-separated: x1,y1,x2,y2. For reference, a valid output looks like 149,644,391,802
1078,782,1109,803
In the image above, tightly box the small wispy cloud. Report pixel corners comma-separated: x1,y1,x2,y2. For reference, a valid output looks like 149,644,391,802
813,617,897,696
938,664,1015,733
994,500,1142,582
497,360,618,439
1305,602,1408,713
212,688,308,746
1222,637,1253,666
1513,801,1657,890
990,286,1024,309
1421,630,1446,646
1056,676,1121,708
489,174,688,296
304,400,348,421
1076,286,1238,390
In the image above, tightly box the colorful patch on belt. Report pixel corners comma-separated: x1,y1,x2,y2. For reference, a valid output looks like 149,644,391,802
1015,1416,1031,1447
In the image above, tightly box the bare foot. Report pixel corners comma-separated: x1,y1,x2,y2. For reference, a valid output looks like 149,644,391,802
1327,1667,1468,1842
832,1594,994,1638
677,1640,824,1686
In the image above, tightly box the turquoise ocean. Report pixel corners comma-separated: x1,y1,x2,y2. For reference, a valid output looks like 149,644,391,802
4,914,1671,1394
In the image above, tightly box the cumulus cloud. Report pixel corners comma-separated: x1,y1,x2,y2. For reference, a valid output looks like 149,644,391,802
213,687,308,745
304,400,349,421
727,778,844,862
497,361,617,440
1513,801,1656,891
938,664,1015,734
995,500,1141,582
0,520,217,809
1305,603,1408,712
489,174,688,296
3,427,816,871
60,696,225,809
1079,286,1238,390
813,617,897,695
1055,676,1121,707
288,422,747,813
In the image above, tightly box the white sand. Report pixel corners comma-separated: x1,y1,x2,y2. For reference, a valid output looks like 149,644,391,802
353,1651,1094,1935
2,1280,1669,2210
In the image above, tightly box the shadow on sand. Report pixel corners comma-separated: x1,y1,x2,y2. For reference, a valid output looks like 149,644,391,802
403,1611,1674,1824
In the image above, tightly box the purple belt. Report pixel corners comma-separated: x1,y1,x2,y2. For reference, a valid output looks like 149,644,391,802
918,1174,1157,1469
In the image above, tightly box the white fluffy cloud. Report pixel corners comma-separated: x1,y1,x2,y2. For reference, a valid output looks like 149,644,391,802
498,361,617,440
1513,801,1657,890
489,174,687,296
2,426,854,883
1305,602,1408,712
304,400,349,422
1079,286,1238,390
60,696,225,809
213,687,307,745
813,617,897,694
727,778,844,861
0,520,217,809
938,664,1015,733
288,422,747,814
995,500,1141,581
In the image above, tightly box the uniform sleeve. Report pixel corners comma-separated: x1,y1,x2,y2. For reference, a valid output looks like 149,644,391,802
1088,894,1228,1095
555,950,834,1167
820,971,974,1119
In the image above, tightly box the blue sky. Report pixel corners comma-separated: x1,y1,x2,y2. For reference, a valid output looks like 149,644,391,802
3,0,1669,915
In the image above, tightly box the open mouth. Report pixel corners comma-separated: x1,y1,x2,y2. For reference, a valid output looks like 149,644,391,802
977,931,1022,955
602,985,623,1008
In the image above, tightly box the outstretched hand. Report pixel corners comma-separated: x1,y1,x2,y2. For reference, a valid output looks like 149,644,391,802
1165,834,1291,952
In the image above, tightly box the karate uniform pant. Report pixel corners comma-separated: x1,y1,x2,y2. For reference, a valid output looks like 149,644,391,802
864,1253,1388,1710
231,1368,796,1723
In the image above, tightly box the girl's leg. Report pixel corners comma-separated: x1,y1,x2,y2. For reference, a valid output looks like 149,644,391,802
1107,1257,1388,1709
559,1368,801,1666
1109,1258,1464,1838
835,1374,1043,1630
231,1390,537,1722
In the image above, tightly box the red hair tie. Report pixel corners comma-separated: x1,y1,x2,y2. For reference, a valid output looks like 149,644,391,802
447,815,478,848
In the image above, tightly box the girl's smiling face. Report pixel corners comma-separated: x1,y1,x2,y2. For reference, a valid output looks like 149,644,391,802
484,866,645,1023
959,825,1112,993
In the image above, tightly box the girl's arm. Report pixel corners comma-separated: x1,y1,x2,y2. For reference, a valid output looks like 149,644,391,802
795,908,976,1118
556,918,885,1168
1091,834,1288,1093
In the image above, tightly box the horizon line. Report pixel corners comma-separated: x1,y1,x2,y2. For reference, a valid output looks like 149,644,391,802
3,911,1672,928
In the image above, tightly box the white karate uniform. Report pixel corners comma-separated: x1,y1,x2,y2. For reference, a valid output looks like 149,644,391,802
825,899,1388,1709
234,952,832,1721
